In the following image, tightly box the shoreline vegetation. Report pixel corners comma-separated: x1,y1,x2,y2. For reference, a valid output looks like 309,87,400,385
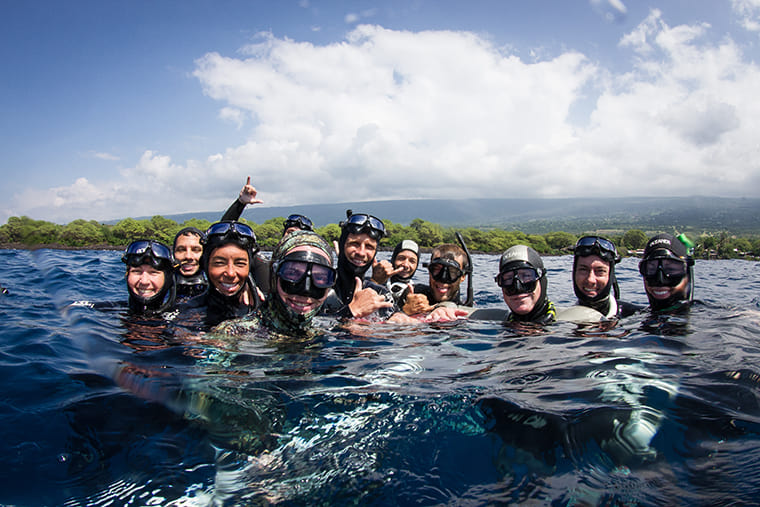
1,215,758,260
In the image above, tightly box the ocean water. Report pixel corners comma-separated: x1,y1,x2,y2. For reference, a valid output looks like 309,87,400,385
1,248,760,506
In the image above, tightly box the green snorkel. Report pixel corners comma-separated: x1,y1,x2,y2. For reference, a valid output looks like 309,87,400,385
455,232,474,307
677,233,696,302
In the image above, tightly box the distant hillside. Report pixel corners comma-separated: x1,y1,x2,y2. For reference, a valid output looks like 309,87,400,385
137,196,760,235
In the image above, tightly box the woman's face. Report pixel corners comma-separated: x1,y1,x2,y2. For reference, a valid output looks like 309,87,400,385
127,265,165,299
276,246,332,315
207,244,250,297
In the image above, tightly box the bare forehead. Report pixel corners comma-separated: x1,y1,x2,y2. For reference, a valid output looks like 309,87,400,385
576,254,610,268
210,243,248,258
175,233,202,247
346,233,377,246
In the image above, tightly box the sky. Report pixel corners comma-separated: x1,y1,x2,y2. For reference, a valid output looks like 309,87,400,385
2,0,760,225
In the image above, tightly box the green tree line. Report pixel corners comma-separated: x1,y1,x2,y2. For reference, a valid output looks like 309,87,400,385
1,215,759,259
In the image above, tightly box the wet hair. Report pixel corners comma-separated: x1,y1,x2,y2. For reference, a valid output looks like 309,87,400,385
430,244,467,271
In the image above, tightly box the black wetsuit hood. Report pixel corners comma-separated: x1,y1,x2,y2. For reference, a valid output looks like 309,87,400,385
127,273,176,315
499,245,554,324
335,227,375,305
572,256,618,317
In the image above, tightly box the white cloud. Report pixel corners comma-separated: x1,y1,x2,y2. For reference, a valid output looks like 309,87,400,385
732,0,760,32
83,150,120,161
10,12,760,224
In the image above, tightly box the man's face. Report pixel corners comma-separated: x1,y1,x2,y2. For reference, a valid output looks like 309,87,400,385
343,233,377,267
207,244,250,297
574,255,610,299
644,272,689,302
427,255,465,303
127,265,165,299
502,280,541,315
393,250,419,278
174,234,203,276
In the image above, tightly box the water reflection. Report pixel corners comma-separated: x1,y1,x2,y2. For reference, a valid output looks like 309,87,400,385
2,250,760,505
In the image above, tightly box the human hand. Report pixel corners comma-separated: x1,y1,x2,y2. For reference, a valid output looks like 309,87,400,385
238,176,263,205
348,277,393,318
371,259,403,284
402,286,434,315
424,307,469,322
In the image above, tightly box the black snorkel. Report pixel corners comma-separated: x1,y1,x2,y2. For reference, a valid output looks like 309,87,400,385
455,232,474,307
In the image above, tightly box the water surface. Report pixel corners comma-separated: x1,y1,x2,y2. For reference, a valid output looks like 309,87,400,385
1,249,759,505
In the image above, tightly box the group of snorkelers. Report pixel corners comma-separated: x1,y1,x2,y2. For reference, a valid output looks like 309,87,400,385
120,178,697,334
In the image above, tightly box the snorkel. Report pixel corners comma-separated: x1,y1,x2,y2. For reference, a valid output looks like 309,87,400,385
677,233,696,302
455,232,474,307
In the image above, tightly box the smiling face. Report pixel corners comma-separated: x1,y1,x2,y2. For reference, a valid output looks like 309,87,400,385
427,255,466,303
207,244,250,297
275,245,332,315
393,250,419,278
644,274,690,303
343,233,377,268
502,280,541,315
127,265,165,300
574,255,610,299
174,233,203,276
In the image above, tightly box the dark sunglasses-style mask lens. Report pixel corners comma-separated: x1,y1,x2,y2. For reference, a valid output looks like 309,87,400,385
277,261,336,289
428,259,463,283
574,236,618,260
284,215,314,231
123,241,173,268
639,258,687,286
344,214,386,238
206,222,256,240
496,267,539,288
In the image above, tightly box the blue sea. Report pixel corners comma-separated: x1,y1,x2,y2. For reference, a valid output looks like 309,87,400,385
1,248,760,506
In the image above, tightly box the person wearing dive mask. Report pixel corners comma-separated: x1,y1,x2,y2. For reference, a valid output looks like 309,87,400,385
571,236,641,319
180,221,264,327
321,210,396,319
495,245,556,324
214,230,337,337
400,244,472,320
122,240,177,315
639,233,694,312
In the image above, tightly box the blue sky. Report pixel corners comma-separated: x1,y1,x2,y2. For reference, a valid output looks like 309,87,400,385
2,0,760,224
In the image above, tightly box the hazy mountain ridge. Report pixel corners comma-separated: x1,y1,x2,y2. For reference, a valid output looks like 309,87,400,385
145,196,760,235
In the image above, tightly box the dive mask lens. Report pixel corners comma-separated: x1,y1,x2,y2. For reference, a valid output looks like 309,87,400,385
277,261,336,289
496,267,539,296
639,258,687,286
574,236,619,263
284,214,314,231
206,221,257,242
428,258,463,284
344,214,386,239
122,240,173,268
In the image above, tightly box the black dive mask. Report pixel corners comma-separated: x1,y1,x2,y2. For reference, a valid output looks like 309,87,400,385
339,212,386,240
496,266,542,296
426,257,464,284
639,254,688,288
